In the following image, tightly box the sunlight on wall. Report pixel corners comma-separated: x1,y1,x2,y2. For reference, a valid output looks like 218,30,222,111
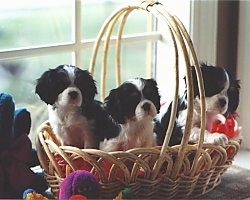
237,1,250,150
155,0,191,104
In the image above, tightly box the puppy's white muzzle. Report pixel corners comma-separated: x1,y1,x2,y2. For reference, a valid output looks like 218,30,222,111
58,87,82,107
135,100,157,120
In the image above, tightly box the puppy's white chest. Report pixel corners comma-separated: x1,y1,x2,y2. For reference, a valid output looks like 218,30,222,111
48,105,82,126
48,106,95,148
122,119,155,147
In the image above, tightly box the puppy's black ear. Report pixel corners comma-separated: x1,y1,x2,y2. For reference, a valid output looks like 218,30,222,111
75,68,97,106
35,69,61,105
227,78,240,113
184,65,199,97
147,78,161,113
104,89,124,124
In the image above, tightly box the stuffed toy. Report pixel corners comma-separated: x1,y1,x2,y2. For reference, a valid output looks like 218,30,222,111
114,187,134,200
23,188,48,200
59,170,100,200
0,92,48,198
211,113,241,139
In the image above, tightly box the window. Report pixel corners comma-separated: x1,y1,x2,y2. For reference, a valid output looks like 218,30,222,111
0,0,191,145
155,1,191,103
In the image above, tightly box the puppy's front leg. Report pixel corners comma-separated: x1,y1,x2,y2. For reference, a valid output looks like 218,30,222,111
189,127,228,146
204,132,228,146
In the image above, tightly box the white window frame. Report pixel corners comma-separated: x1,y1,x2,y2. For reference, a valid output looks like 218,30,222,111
0,1,220,80
190,0,218,64
0,0,163,145
0,0,217,99
0,0,161,67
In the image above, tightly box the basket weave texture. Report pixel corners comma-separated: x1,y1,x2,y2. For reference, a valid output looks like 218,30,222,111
36,1,241,199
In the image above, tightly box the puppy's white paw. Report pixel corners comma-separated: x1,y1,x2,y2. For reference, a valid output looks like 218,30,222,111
205,132,228,146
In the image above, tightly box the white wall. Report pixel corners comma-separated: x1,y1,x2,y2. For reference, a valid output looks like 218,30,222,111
237,1,250,150
190,0,218,64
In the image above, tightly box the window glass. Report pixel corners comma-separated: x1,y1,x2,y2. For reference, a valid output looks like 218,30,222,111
0,53,72,144
82,43,150,99
0,54,71,102
0,0,74,50
82,0,152,100
155,1,191,102
82,1,148,39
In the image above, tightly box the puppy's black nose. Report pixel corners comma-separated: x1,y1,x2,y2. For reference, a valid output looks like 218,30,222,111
219,98,227,107
69,91,78,99
142,102,151,111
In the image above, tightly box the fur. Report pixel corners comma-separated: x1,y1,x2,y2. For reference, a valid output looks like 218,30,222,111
35,65,120,149
100,78,161,151
155,63,240,146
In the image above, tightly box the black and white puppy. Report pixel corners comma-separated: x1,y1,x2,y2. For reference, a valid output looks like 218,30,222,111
155,63,240,146
100,78,161,151
35,65,120,149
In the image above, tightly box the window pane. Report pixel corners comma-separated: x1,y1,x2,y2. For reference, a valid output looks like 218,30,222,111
82,0,152,100
82,43,150,100
0,0,74,50
155,1,191,102
0,53,72,145
82,0,148,39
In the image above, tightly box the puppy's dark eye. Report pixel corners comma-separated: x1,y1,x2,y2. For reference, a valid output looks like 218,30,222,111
123,83,140,100
57,73,68,84
143,86,158,101
143,84,161,111
54,71,70,93
129,91,140,98
143,87,153,97
204,82,225,97
127,91,140,108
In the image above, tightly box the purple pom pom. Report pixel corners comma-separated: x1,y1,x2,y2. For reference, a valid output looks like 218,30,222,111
59,170,100,200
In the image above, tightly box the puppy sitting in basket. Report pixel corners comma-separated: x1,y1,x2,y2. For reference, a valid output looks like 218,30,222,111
35,64,120,149
155,63,240,147
100,78,161,151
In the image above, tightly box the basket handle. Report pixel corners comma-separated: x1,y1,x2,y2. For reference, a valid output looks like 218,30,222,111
89,6,137,100
89,0,206,180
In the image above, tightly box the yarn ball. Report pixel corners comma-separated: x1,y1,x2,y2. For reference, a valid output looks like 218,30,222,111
59,170,100,200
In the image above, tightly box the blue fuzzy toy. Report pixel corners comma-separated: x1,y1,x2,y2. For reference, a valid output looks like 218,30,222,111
0,92,48,198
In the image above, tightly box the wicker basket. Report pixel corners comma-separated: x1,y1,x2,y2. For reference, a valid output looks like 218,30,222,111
36,1,241,199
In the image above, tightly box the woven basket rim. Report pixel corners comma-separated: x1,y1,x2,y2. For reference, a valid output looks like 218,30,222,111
36,120,241,198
